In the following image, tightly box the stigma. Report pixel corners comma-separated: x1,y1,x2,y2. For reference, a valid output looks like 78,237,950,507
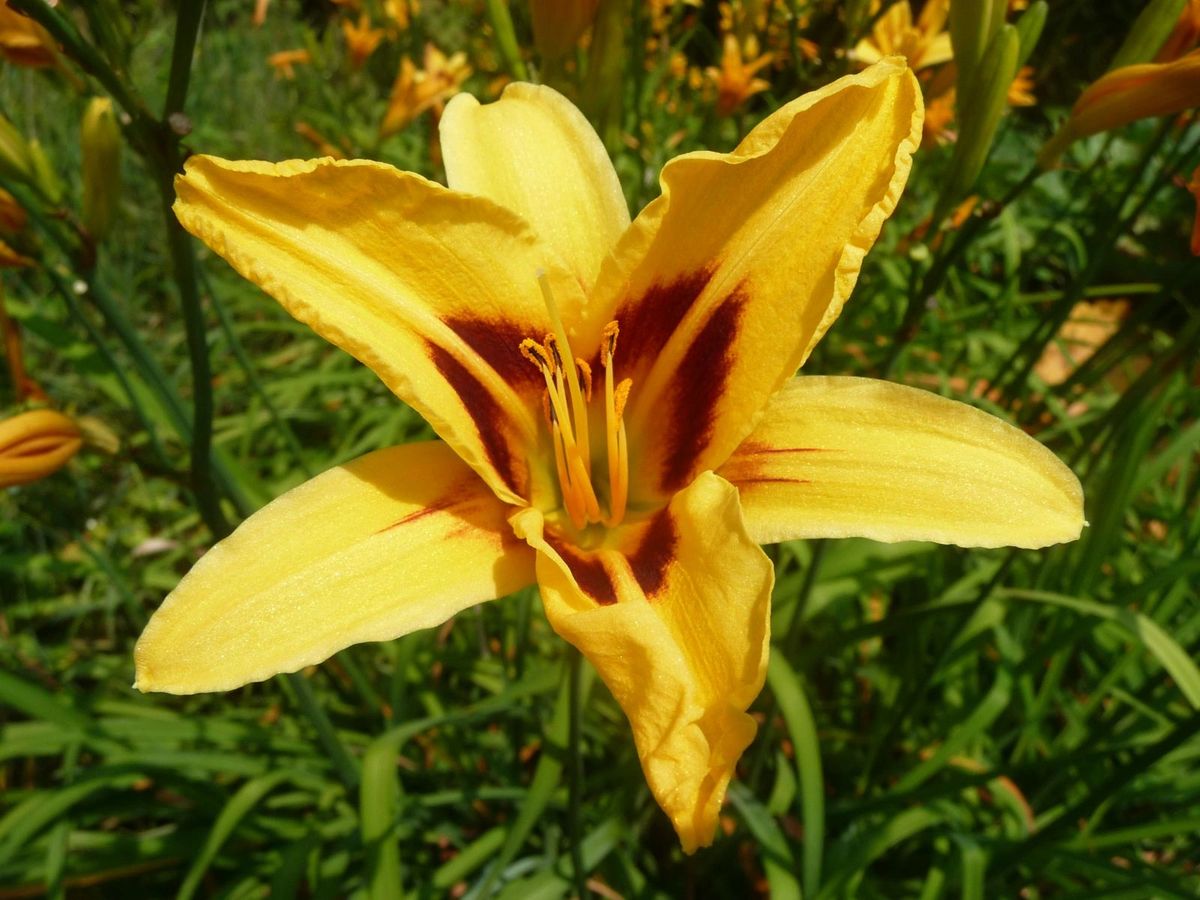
519,273,630,530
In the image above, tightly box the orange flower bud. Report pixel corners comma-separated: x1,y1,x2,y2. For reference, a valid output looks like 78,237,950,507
0,409,82,488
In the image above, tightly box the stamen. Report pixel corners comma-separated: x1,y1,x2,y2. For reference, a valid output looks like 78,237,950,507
538,273,592,473
614,378,632,421
575,359,593,402
543,333,563,373
601,320,631,527
520,338,549,370
601,321,619,365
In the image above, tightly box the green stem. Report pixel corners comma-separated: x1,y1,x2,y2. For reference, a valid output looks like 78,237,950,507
884,164,1043,377
164,2,205,119
485,0,528,81
7,0,155,136
40,263,171,467
157,0,229,538
568,648,587,900
286,672,360,789
202,269,312,477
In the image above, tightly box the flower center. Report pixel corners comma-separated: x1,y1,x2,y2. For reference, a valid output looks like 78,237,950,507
520,273,631,530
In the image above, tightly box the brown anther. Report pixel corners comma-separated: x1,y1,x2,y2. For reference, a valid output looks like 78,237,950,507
543,333,564,373
601,321,619,365
614,378,633,420
519,338,549,370
575,358,593,402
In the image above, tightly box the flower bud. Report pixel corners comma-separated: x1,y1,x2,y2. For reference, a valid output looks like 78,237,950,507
28,138,63,205
529,0,600,62
0,409,82,488
0,112,35,184
81,97,122,240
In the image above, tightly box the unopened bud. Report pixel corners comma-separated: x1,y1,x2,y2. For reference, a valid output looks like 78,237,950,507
0,112,35,184
81,97,122,240
28,139,63,205
0,409,82,488
529,0,601,62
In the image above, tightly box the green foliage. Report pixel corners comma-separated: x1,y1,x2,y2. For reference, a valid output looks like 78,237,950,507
2,1,1198,897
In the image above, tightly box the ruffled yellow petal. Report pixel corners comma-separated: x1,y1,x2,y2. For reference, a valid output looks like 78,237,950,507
718,377,1085,549
510,472,773,852
440,83,630,296
174,155,586,505
135,442,534,694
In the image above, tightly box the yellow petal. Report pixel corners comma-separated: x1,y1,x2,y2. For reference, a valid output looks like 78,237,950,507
510,473,773,852
718,376,1085,548
135,441,535,694
586,59,922,502
174,155,586,505
917,32,954,69
440,83,630,295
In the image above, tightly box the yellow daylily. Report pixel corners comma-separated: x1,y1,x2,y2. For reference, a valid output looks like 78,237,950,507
855,0,953,72
706,33,773,116
136,60,1084,852
0,409,81,488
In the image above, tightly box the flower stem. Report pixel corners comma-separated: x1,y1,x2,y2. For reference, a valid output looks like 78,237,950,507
484,0,528,81
568,646,587,899
884,164,1043,377
286,672,360,789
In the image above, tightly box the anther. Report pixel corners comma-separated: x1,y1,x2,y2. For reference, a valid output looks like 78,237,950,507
575,359,593,402
614,378,632,420
544,333,563,373
520,338,549,371
601,321,619,365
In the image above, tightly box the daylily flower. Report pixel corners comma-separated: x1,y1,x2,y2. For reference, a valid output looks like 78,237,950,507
1008,66,1036,107
267,48,311,80
0,409,81,488
341,14,384,70
379,43,471,137
854,0,952,72
136,60,1084,851
383,0,419,32
706,33,773,116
